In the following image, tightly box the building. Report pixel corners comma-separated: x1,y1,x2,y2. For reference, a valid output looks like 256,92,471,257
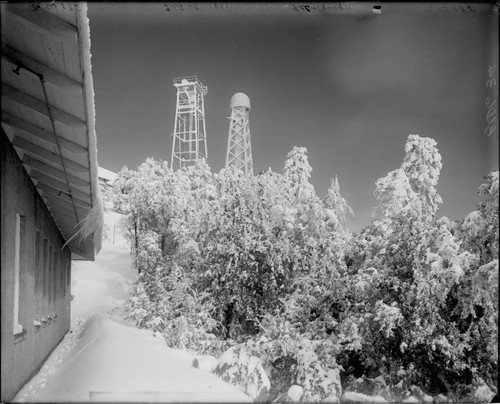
98,166,118,207
1,3,103,401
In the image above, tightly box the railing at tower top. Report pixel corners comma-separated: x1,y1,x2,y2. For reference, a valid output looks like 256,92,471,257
173,76,208,95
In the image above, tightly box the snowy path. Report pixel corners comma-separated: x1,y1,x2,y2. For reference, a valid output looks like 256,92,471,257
71,211,137,320
14,211,251,403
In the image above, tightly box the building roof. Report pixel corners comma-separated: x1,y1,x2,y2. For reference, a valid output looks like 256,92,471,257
1,2,103,260
98,166,118,185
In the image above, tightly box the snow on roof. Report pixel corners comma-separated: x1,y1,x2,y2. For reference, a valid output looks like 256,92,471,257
98,166,118,183
73,4,104,256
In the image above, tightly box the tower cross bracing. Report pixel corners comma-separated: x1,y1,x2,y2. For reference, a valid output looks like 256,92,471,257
226,92,253,176
171,76,208,170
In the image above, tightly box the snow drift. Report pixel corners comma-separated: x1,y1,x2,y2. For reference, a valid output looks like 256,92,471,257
18,313,251,402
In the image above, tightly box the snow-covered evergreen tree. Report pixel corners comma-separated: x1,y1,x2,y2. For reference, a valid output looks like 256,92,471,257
324,176,354,231
401,134,443,219
350,136,497,398
283,146,314,202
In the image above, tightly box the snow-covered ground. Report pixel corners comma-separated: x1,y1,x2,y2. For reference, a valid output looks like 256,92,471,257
71,211,136,320
14,211,251,403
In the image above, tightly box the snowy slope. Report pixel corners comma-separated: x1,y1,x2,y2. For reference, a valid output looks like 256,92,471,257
14,211,251,403
71,211,136,320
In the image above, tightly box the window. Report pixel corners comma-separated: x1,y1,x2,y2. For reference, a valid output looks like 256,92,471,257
34,232,42,331
60,251,64,291
40,239,49,325
43,239,48,302
53,251,58,302
48,246,53,309
62,254,66,296
35,232,42,299
13,214,26,335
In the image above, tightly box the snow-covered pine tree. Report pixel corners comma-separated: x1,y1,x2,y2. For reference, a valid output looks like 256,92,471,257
324,175,354,231
283,146,314,202
401,134,443,220
341,135,445,395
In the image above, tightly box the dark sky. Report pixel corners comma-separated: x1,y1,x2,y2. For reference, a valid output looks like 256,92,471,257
88,2,499,232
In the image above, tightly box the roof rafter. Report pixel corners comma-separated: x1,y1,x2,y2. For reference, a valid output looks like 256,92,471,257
1,84,85,128
43,196,88,221
2,110,87,154
49,204,86,226
1,45,83,92
48,208,80,228
31,169,91,201
22,155,90,188
37,182,92,209
12,136,88,173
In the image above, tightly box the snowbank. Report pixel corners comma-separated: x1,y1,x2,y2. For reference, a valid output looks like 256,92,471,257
15,210,251,402
17,314,251,402
341,391,388,402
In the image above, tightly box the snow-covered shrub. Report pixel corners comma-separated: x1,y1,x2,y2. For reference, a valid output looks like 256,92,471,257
243,309,343,402
214,344,270,401
295,339,342,401
125,258,223,356
125,280,155,329
373,301,403,339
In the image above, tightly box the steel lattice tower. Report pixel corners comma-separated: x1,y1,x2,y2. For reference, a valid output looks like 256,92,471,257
171,76,208,170
225,93,253,175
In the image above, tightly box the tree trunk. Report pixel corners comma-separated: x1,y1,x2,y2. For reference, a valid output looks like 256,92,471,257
224,303,234,340
134,217,141,274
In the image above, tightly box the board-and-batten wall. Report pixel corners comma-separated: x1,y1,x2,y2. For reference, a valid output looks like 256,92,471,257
1,128,72,401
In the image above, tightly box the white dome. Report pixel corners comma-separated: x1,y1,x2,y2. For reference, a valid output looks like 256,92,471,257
230,92,251,110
